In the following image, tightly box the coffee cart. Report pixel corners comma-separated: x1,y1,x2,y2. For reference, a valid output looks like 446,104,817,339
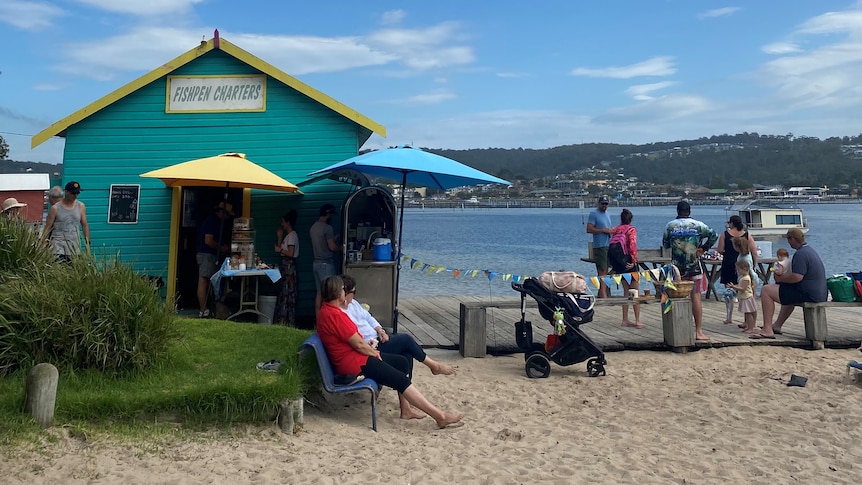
341,186,399,329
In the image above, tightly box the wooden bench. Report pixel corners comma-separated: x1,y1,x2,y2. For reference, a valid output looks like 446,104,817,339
299,334,382,431
795,301,862,350
459,297,659,357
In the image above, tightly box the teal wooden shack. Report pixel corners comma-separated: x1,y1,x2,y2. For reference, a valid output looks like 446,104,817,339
31,32,386,322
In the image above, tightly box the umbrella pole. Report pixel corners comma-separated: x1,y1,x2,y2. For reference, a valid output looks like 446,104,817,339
215,185,229,265
208,186,230,315
392,172,408,334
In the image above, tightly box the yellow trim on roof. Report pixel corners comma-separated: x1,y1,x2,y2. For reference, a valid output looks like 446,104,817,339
32,37,386,149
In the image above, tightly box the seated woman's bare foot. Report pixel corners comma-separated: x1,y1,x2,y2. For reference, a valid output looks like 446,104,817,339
436,412,464,429
430,361,458,376
400,409,426,420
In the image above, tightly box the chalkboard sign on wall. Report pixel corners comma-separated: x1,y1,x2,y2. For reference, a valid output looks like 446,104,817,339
108,184,140,224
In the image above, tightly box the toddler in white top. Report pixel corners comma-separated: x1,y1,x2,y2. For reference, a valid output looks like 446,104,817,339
773,248,791,277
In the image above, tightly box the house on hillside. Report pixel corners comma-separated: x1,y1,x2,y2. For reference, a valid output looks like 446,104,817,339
30,31,386,320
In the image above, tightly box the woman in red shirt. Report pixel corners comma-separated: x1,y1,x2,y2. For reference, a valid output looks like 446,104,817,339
316,276,463,429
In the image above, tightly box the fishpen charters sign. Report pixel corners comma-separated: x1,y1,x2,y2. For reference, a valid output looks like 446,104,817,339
166,75,266,113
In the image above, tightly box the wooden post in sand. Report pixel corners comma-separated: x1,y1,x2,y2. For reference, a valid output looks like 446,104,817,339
278,398,304,434
662,298,694,352
459,303,487,358
25,363,59,428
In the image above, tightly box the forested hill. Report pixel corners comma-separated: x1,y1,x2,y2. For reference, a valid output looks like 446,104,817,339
0,159,62,175
5,132,862,188
427,133,862,188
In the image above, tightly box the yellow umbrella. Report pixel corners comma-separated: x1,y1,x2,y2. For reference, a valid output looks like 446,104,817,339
140,152,300,193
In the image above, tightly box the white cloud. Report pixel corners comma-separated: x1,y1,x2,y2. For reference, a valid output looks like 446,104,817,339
54,21,474,80
795,9,862,35
758,6,862,110
0,0,64,31
381,9,406,26
571,56,676,79
762,42,802,55
597,94,712,124
72,0,205,16
56,27,208,80
697,7,740,20
625,81,676,100
224,32,396,75
401,90,456,105
365,22,474,70
33,83,64,91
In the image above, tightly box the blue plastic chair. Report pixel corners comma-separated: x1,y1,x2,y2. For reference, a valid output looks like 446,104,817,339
299,333,381,431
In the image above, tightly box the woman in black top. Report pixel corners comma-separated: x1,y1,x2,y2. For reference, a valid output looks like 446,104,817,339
716,215,758,286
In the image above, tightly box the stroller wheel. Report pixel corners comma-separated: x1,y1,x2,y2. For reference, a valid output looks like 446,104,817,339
587,357,606,377
525,352,551,378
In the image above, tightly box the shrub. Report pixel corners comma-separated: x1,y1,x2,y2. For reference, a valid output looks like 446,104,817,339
0,227,177,376
0,217,55,280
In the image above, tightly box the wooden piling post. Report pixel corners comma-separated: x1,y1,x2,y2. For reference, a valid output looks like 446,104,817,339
25,363,59,428
662,298,694,352
802,306,827,350
459,303,487,358
278,398,304,434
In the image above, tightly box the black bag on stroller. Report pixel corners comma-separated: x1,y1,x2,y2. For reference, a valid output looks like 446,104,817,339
511,278,606,378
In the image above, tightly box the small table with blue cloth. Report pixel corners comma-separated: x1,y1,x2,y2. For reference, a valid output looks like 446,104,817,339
210,259,282,321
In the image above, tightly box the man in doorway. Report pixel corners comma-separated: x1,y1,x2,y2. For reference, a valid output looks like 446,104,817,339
662,200,718,342
751,228,826,339
42,181,90,262
586,195,613,297
310,203,341,318
196,201,233,318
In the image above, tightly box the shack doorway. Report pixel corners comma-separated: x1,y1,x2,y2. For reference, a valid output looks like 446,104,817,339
175,187,243,310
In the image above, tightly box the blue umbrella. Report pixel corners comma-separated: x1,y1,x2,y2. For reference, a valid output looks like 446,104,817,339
307,146,512,331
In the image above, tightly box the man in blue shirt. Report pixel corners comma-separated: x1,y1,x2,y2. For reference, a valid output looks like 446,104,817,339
752,228,826,339
587,195,613,297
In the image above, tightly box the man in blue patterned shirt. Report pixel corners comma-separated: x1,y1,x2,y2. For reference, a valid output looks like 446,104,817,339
662,200,718,342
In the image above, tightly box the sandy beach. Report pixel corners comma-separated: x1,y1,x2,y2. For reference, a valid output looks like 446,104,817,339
4,346,862,484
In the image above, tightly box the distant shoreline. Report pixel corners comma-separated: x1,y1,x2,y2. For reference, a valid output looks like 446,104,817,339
404,198,862,210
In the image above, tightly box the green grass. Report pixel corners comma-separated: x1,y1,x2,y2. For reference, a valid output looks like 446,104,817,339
0,318,316,443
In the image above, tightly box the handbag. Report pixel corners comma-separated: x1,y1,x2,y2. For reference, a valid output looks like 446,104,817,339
538,271,587,294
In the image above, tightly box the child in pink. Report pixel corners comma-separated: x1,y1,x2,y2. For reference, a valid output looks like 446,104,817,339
727,259,757,333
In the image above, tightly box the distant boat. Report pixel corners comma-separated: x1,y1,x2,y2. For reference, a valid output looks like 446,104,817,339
726,199,809,238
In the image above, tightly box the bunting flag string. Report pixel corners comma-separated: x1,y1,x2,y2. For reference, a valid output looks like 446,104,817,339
398,251,671,289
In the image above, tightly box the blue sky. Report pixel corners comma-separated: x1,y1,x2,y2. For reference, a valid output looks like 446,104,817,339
2,1,862,164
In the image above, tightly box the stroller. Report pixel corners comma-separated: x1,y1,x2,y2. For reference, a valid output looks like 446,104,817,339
511,278,606,378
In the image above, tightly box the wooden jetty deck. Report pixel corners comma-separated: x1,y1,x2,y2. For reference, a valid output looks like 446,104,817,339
397,296,862,353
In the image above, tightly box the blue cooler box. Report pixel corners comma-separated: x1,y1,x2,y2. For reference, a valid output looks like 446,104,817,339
372,238,392,261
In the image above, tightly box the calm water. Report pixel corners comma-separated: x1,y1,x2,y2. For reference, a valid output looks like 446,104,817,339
397,203,861,299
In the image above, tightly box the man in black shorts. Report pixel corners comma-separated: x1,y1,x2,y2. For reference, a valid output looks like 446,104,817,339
751,228,826,339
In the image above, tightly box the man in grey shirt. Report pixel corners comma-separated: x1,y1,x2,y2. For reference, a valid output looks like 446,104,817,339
310,203,341,317
42,181,90,262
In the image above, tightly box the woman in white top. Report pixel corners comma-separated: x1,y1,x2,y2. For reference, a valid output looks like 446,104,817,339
273,210,298,325
339,274,457,377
